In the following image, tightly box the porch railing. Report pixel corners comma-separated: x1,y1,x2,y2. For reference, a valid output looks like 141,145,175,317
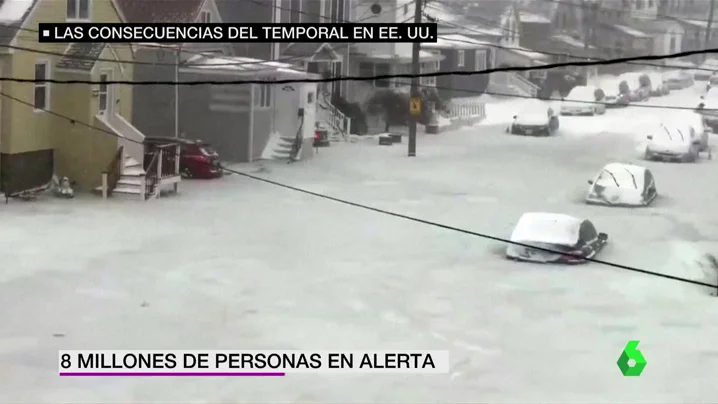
508,73,540,97
317,94,351,140
144,151,159,200
447,100,486,120
143,143,181,199
101,146,123,199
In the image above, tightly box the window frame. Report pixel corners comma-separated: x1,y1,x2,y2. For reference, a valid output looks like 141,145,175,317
254,80,273,109
33,60,50,112
98,70,110,114
374,63,391,88
66,0,90,21
290,0,302,23
199,10,211,23
456,50,465,67
475,50,486,71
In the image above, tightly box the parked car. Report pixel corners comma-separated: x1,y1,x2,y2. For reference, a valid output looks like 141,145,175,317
505,212,609,264
585,163,657,207
618,72,651,101
600,79,631,107
646,72,669,96
560,85,606,115
508,101,560,136
673,110,711,152
144,137,223,179
663,69,694,90
695,59,718,81
696,87,718,131
644,123,701,162
313,123,330,147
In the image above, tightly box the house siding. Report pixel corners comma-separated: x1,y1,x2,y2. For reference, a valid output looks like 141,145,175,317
435,48,489,99
217,0,274,60
132,48,178,139
2,0,126,192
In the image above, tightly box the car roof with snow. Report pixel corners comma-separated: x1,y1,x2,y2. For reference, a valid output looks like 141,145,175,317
595,163,646,190
518,100,549,113
510,212,583,246
566,85,597,98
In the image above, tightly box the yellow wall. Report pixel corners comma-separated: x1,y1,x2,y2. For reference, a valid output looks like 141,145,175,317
5,0,136,189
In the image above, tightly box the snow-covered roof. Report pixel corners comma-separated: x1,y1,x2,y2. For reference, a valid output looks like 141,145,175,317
182,54,311,77
552,34,590,49
0,0,33,23
520,12,551,23
596,163,646,190
612,24,650,38
510,212,583,246
423,34,493,50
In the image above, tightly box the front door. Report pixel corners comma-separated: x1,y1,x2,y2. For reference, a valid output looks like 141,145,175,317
301,83,316,142
99,69,114,115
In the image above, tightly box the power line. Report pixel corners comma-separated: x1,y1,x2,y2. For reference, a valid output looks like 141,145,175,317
1,88,713,291
5,47,718,86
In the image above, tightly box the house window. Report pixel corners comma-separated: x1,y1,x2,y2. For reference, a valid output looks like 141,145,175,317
457,50,465,67
419,61,437,86
330,0,344,23
374,63,390,87
475,50,486,70
255,82,272,108
290,0,301,23
199,10,211,23
358,62,373,77
404,3,409,14
66,0,89,20
635,0,643,9
33,61,49,111
670,36,676,52
98,72,108,113
648,0,653,7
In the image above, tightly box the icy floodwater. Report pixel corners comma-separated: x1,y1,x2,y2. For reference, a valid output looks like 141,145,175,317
3,86,718,403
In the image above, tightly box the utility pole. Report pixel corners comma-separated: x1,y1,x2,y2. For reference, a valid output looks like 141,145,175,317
174,44,181,138
408,0,423,157
706,0,715,62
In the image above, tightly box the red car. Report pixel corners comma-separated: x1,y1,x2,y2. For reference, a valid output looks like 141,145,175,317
144,137,223,179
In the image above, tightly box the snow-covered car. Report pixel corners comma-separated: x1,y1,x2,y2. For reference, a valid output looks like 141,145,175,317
506,212,609,264
673,110,711,152
646,72,669,96
644,123,701,162
600,79,631,107
585,163,657,207
619,73,651,101
697,87,718,131
695,59,718,81
508,101,559,136
663,70,694,89
560,85,606,115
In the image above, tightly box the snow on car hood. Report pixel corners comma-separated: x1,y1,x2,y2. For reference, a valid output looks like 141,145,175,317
561,100,591,109
647,135,690,153
586,183,643,205
515,114,547,126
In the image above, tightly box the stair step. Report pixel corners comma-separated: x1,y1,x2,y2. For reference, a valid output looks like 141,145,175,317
124,156,141,167
113,185,141,194
117,177,143,186
123,167,145,176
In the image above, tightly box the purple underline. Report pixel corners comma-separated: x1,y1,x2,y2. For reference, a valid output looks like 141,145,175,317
59,372,286,377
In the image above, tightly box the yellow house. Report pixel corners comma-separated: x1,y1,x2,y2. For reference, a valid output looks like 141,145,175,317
0,0,148,196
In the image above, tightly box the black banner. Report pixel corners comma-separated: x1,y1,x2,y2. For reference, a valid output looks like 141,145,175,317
38,23,438,43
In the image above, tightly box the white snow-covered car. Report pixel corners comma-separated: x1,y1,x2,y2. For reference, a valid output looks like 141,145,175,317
695,59,718,81
560,85,606,115
673,110,710,152
585,163,657,206
644,123,701,162
506,212,609,264
663,69,694,90
697,86,718,131
646,72,669,96
599,78,631,107
508,101,560,136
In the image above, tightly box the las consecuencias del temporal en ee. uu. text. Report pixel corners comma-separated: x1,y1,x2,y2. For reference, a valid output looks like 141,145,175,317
38,23,439,43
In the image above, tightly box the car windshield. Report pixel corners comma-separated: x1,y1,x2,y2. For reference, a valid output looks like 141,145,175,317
200,145,217,156
566,87,594,100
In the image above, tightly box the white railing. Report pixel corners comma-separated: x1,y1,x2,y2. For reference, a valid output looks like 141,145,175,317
508,73,540,97
447,99,486,120
97,112,145,163
317,95,351,140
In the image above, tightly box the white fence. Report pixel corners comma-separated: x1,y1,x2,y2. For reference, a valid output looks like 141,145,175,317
446,99,486,120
